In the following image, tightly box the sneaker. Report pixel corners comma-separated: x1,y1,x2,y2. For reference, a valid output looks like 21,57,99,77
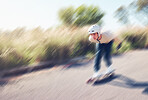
105,65,115,75
86,72,103,84
92,72,102,78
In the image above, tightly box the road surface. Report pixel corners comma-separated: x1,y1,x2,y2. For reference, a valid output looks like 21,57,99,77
0,50,148,100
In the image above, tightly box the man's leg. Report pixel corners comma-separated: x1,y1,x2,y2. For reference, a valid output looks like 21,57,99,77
104,40,115,74
94,43,104,73
104,40,113,67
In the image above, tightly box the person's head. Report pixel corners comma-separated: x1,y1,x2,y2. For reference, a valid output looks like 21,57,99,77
88,25,102,40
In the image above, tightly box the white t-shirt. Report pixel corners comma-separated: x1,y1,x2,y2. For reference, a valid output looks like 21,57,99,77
89,31,117,44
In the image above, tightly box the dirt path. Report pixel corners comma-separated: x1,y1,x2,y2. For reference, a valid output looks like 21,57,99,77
0,50,148,100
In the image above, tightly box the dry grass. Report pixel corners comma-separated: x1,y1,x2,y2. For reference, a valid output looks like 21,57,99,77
121,26,148,49
0,25,147,71
0,26,95,70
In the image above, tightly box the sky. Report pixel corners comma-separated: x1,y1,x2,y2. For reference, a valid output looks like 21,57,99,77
0,0,134,31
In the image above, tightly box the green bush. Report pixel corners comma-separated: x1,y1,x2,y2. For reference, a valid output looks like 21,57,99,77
112,40,132,54
0,49,29,71
43,43,71,61
122,31,148,49
0,26,148,71
71,39,95,57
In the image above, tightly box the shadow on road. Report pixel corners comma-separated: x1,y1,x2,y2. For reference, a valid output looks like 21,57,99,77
143,87,148,95
93,74,148,95
0,78,9,86
93,74,120,85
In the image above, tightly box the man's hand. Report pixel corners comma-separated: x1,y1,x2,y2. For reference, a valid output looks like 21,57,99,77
116,42,122,50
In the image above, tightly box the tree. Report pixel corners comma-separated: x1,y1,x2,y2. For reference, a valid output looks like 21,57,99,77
58,5,104,27
137,0,148,11
115,0,148,26
115,6,129,25
58,7,75,26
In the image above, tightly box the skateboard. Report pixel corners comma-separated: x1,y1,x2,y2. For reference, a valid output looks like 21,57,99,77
86,71,115,84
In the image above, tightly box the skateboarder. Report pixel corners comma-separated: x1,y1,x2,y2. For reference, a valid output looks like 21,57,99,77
88,25,122,80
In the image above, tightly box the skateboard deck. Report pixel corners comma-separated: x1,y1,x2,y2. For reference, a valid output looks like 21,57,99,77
86,71,115,84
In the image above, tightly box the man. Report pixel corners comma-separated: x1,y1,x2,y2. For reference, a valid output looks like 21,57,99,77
88,25,122,80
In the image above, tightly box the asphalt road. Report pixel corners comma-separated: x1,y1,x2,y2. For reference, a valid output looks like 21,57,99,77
0,50,148,100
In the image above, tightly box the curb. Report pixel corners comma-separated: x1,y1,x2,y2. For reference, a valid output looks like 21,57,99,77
0,61,55,78
0,56,88,78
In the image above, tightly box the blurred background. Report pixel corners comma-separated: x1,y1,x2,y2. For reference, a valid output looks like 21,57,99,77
0,0,147,71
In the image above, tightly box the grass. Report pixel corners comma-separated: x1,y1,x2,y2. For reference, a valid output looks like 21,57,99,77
0,26,95,71
121,27,148,49
0,25,147,71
